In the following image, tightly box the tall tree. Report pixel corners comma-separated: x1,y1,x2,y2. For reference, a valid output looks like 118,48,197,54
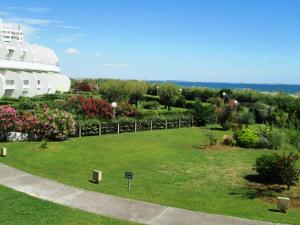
124,80,148,108
100,80,128,102
158,83,180,111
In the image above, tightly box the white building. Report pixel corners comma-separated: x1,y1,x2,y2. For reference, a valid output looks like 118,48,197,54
0,20,70,98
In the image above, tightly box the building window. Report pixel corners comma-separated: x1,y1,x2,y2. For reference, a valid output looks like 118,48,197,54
5,80,14,86
23,80,29,85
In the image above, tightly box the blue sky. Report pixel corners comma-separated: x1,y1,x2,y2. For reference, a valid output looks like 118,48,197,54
1,0,300,84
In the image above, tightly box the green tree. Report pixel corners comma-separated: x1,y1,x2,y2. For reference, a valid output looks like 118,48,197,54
124,80,148,108
192,100,215,125
100,80,128,102
158,83,180,111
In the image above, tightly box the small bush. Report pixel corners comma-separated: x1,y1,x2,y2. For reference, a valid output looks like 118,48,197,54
256,125,284,149
286,129,300,151
234,128,260,148
222,135,234,146
255,153,300,188
143,101,160,110
39,140,48,149
203,130,217,146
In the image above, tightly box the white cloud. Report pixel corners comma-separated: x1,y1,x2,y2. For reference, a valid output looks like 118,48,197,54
95,52,102,57
6,7,51,13
66,48,81,55
55,33,86,43
103,63,127,67
55,25,80,30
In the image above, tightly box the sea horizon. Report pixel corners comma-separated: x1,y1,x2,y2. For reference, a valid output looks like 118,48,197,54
149,80,300,94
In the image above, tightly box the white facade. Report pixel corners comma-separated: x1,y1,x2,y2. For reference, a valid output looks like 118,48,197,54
0,20,23,45
0,20,71,98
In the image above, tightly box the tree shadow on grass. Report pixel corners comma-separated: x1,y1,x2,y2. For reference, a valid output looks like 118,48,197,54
229,174,286,200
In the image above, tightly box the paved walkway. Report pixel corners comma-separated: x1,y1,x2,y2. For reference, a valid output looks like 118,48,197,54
0,163,285,225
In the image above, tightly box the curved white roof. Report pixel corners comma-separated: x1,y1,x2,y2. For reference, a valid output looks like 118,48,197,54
0,38,9,58
7,40,23,60
21,42,33,62
30,44,41,64
3,70,23,98
0,72,5,97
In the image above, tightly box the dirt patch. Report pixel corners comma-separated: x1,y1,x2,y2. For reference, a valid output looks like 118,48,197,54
247,182,300,209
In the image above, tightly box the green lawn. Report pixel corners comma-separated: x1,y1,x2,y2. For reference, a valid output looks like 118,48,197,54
0,185,138,225
1,128,299,224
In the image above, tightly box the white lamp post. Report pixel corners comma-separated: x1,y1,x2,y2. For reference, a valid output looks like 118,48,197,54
179,88,183,95
156,86,159,96
111,102,117,118
234,100,238,113
222,92,226,105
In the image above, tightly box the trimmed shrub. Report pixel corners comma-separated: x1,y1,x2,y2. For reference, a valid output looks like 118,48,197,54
234,128,260,148
143,101,160,110
255,153,300,188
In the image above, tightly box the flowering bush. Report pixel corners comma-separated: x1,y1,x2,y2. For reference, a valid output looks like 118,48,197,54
65,96,113,119
0,105,22,140
116,102,141,117
74,81,98,92
82,98,113,119
20,108,76,141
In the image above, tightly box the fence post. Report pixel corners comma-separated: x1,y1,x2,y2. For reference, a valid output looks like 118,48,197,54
165,120,168,129
191,118,194,127
178,119,181,128
117,123,120,134
99,124,102,136
134,121,137,133
150,121,153,131
79,124,82,137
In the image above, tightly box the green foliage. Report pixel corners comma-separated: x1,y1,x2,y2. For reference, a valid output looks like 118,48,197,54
192,101,215,125
234,126,284,149
182,87,218,101
250,102,278,124
286,129,300,151
143,94,160,102
202,129,217,146
15,98,39,110
240,111,255,127
39,140,48,149
142,101,160,110
234,128,260,148
158,83,180,111
256,125,284,150
100,80,128,102
255,153,300,188
124,80,148,107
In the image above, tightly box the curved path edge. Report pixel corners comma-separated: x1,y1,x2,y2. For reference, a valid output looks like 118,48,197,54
0,163,287,225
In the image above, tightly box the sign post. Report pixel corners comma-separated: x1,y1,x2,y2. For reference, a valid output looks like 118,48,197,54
125,171,133,190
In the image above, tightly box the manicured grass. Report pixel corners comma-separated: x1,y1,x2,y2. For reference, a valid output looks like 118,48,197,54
1,128,299,224
0,185,138,225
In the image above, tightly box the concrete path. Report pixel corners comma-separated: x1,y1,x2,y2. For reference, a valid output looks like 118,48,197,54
0,163,285,225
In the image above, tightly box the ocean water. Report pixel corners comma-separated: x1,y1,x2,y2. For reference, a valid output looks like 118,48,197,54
150,80,300,94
